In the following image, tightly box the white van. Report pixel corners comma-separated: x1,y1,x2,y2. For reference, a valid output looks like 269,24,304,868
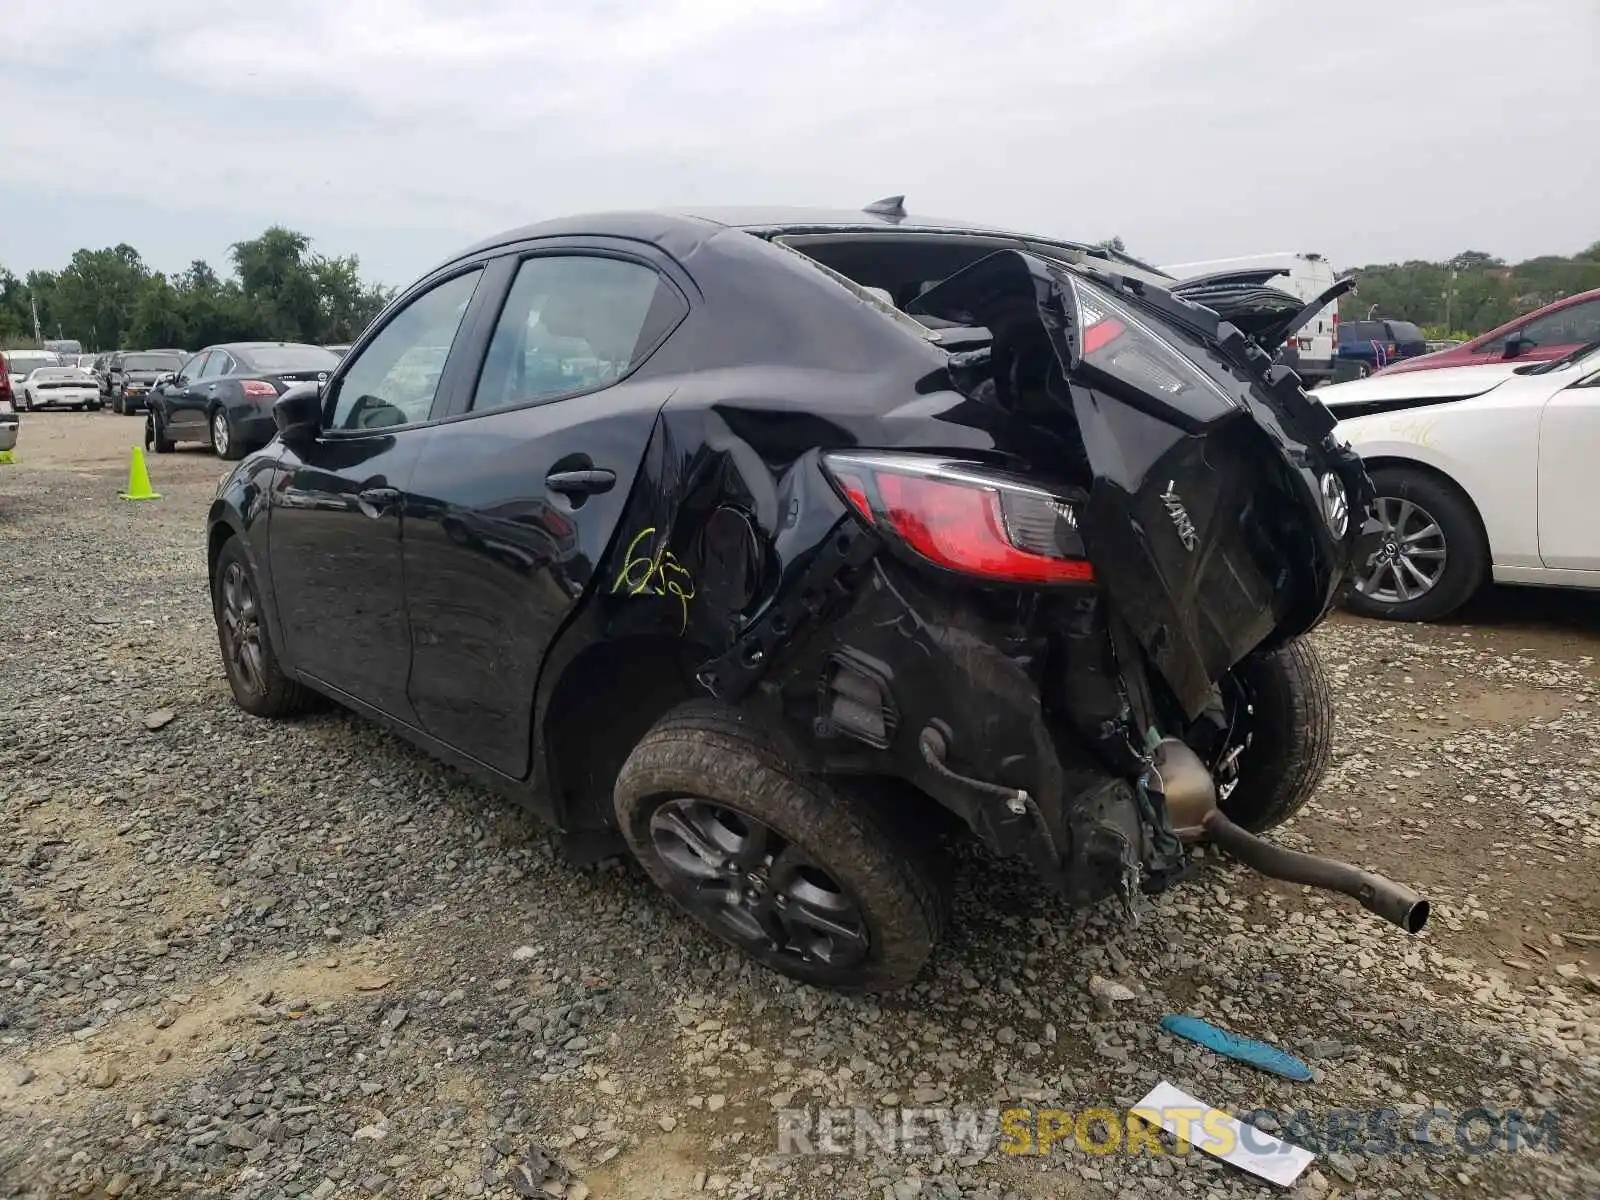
1161,253,1341,386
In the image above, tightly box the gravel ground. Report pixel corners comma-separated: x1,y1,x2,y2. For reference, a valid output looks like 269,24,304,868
3,411,1599,1200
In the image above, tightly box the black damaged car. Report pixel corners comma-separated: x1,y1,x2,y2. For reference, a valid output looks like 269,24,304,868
206,201,1427,990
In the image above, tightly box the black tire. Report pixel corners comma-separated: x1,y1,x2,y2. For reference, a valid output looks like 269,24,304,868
1355,362,1372,378
210,405,244,460
147,412,175,454
1219,638,1333,833
614,700,947,991
212,537,318,718
1346,465,1486,622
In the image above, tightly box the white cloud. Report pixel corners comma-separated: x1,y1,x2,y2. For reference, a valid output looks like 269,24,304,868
2,0,1596,284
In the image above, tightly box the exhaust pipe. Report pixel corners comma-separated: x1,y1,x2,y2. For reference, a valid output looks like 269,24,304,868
1151,738,1430,934
1199,808,1430,933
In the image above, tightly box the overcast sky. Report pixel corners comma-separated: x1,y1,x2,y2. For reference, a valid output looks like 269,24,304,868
2,0,1595,288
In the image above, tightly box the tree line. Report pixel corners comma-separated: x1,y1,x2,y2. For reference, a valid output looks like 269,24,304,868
0,227,393,352
8,224,1596,353
1337,243,1600,340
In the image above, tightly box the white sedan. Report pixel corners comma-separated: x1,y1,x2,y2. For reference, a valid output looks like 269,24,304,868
19,367,103,413
1319,343,1600,620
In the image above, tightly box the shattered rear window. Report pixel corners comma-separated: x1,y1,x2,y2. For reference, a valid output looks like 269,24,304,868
770,239,941,342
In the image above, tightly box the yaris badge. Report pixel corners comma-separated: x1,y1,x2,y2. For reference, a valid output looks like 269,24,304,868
1160,481,1198,551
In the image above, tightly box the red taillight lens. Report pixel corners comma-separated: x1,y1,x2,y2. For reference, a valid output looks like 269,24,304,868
823,453,1093,585
1071,277,1234,407
241,379,278,398
1081,315,1126,355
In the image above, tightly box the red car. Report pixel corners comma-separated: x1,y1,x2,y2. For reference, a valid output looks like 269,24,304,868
1377,286,1600,375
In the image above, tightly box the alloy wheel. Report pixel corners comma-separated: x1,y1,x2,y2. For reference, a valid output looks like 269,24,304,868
219,561,265,696
212,411,229,455
1356,496,1448,603
648,798,869,970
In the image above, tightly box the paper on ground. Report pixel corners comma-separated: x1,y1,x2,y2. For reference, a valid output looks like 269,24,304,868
1131,1081,1315,1188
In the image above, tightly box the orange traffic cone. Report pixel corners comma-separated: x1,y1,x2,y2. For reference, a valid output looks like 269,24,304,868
119,446,162,501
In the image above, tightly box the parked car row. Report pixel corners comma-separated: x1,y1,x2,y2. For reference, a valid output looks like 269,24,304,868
1,341,347,460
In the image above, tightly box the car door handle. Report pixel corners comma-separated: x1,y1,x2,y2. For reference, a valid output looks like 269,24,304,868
545,468,615,496
357,486,401,518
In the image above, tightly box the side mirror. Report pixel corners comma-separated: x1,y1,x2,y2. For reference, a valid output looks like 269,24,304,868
274,382,322,444
1503,334,1534,359
154,373,175,388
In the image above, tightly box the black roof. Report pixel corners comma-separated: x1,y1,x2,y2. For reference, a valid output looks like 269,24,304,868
445,207,1168,279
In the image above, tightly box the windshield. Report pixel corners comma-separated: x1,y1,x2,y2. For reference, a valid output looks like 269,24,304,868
8,355,56,374
122,354,182,372
34,367,92,382
249,345,341,372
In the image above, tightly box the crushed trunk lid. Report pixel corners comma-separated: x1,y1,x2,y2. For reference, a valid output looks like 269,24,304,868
911,250,1361,716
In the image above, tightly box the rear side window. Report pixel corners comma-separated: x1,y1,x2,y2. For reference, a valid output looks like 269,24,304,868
471,255,681,413
1387,322,1423,343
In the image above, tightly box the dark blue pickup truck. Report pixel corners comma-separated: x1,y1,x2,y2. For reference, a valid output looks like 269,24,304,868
1337,318,1427,376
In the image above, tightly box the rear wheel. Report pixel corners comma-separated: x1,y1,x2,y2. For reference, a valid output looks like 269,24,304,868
1216,638,1333,833
210,406,244,460
615,701,947,991
212,538,317,718
1346,466,1486,622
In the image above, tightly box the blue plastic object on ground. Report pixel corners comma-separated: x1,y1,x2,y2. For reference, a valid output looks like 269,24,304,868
1160,1015,1313,1081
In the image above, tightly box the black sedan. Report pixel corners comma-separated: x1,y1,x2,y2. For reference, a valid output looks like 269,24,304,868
203,204,1394,989
148,342,339,459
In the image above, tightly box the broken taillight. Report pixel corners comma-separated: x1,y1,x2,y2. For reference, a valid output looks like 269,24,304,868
1071,277,1237,408
821,452,1093,585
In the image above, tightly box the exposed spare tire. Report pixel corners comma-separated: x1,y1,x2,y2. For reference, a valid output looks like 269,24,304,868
614,700,948,991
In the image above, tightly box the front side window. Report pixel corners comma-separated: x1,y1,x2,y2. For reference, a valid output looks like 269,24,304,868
177,353,209,382
200,353,232,379
1520,299,1600,348
471,255,675,413
329,269,483,431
